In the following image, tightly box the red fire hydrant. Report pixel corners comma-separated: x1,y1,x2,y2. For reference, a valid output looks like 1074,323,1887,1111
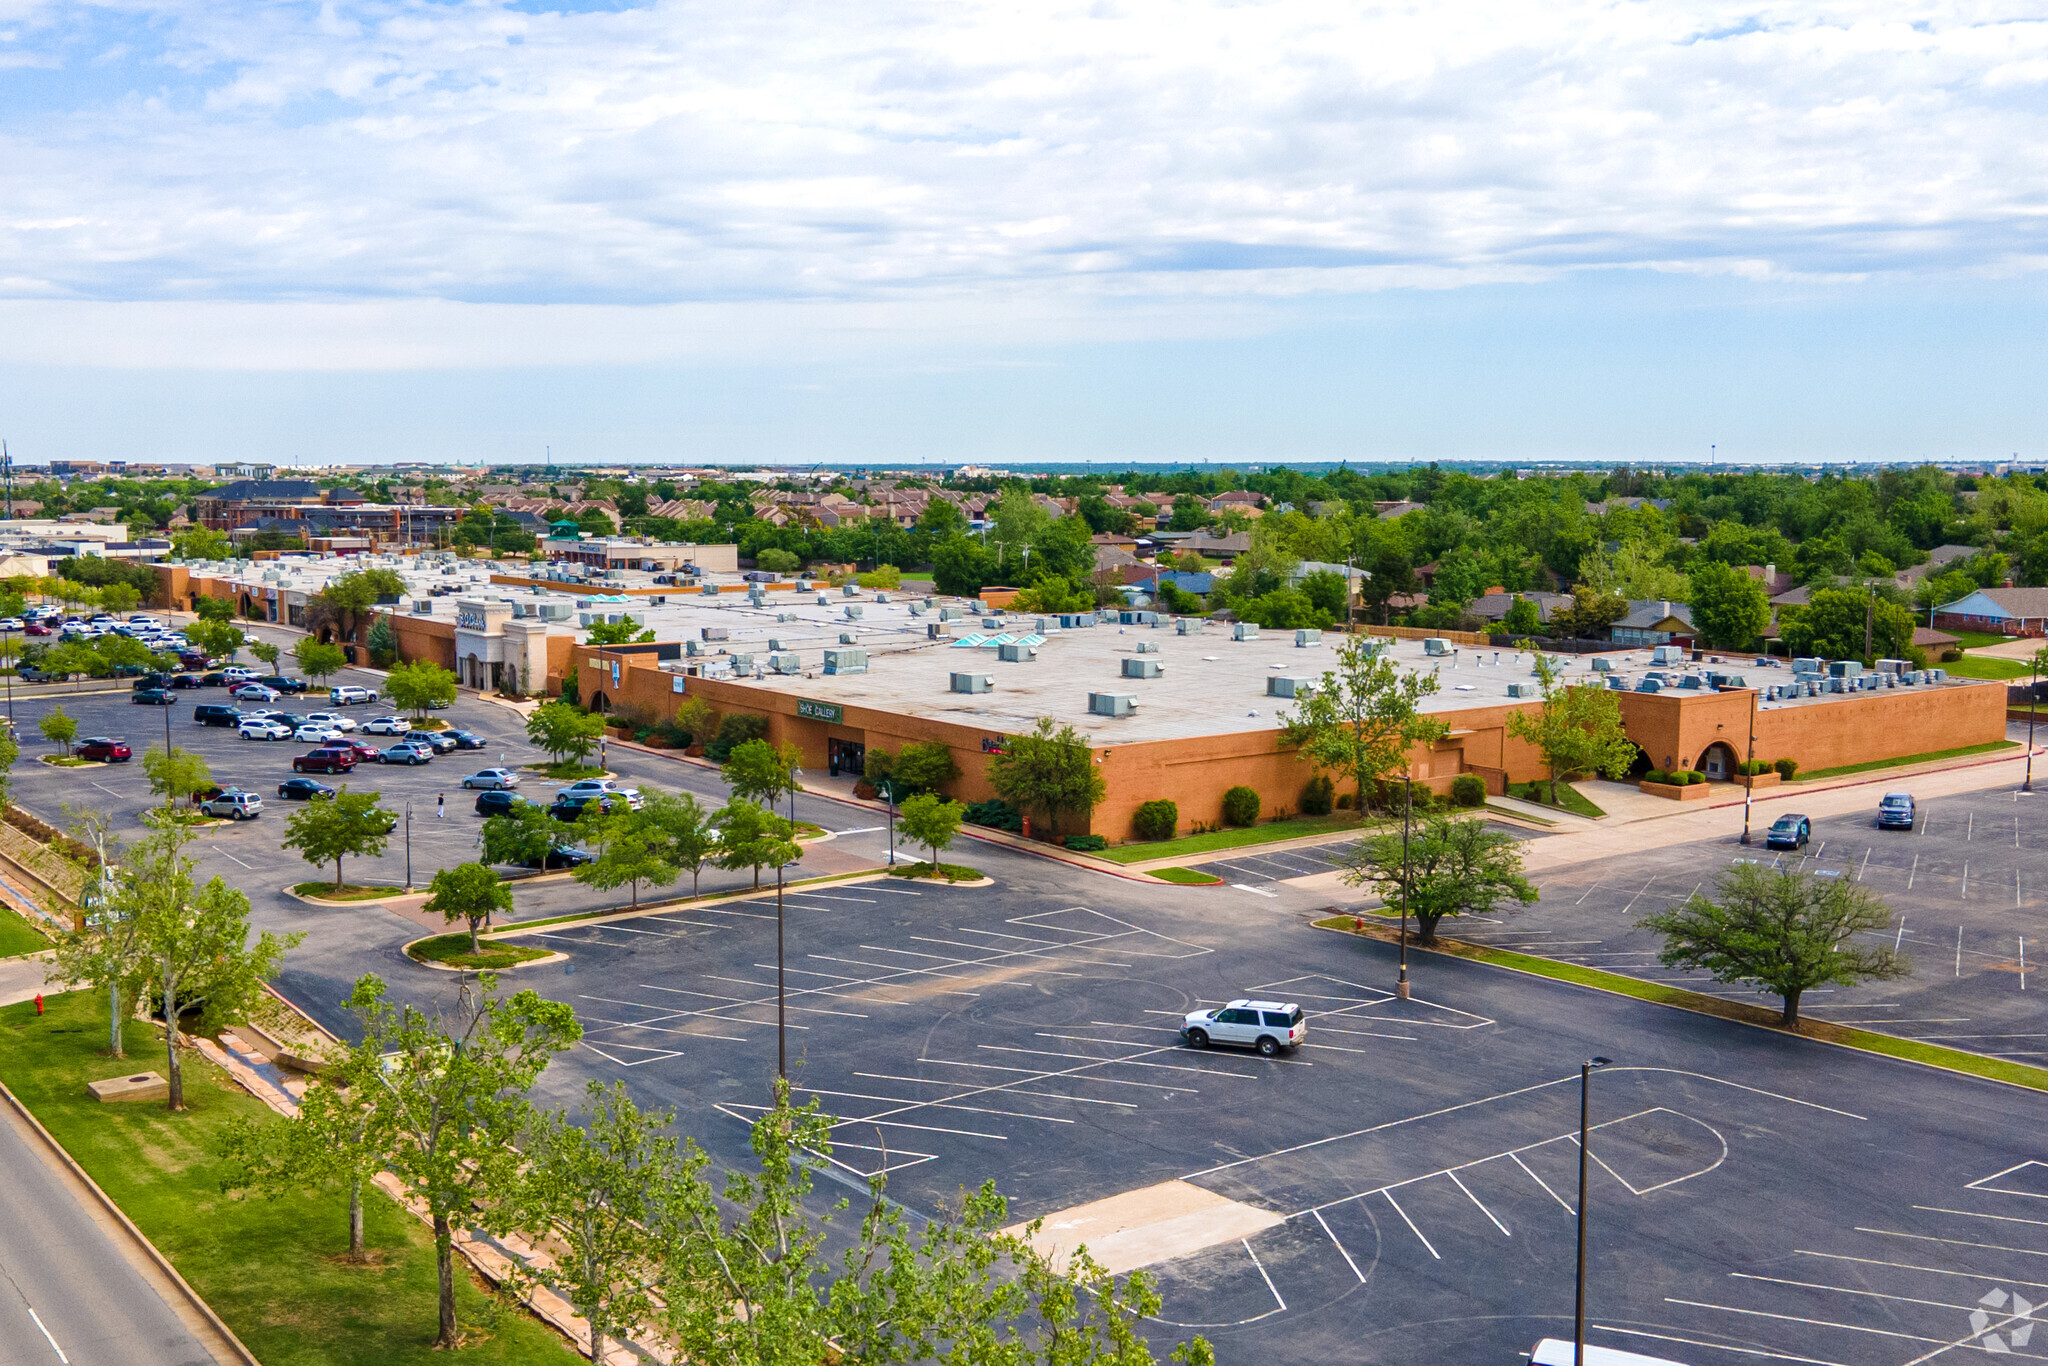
1353,917,1365,933
33,993,43,1016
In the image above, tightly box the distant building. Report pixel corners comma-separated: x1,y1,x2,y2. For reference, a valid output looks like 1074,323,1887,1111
1935,587,2048,637
1612,600,1696,648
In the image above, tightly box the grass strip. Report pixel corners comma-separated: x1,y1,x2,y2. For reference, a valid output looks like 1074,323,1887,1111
887,862,985,883
1951,630,2019,649
495,868,878,933
407,933,553,971
0,903,50,957
1794,740,2017,782
1146,866,1224,885
1944,655,2032,680
292,883,405,902
1100,812,1381,864
0,992,572,1364
1504,780,1605,819
1312,916,2048,1092
522,762,607,781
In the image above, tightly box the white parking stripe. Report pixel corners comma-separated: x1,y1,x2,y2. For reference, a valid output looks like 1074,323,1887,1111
1381,1190,1439,1259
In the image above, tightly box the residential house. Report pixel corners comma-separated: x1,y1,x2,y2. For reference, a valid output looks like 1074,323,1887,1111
1374,500,1423,519
1612,600,1696,648
1467,590,1575,625
1205,491,1264,514
1935,586,2048,637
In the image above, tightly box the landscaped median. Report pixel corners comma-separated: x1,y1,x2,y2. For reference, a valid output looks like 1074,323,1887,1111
405,932,557,972
1313,915,2048,1093
1145,866,1224,885
886,861,989,884
1094,812,1383,865
0,992,573,1365
292,882,407,904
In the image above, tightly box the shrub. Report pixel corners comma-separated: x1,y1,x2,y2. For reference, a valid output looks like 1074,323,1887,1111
1064,834,1108,852
1299,774,1334,817
702,712,769,762
1132,799,1179,841
964,799,1023,832
1735,758,1771,776
1941,648,1963,662
856,565,903,590
1774,757,1799,780
755,548,800,574
1335,791,1353,810
1222,786,1261,827
1643,770,1667,785
1450,774,1487,807
853,780,877,800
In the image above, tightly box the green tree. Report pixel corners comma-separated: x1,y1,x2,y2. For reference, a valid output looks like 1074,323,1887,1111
171,526,232,560
192,595,235,622
426,861,515,954
1688,559,1771,650
575,803,678,909
282,788,394,890
1779,587,1915,665
1501,595,1542,635
182,619,245,664
528,699,606,767
713,799,800,889
386,659,458,719
216,1045,395,1260
100,582,141,615
514,1082,674,1365
483,802,559,868
720,737,801,809
344,973,580,1349
1548,588,1629,641
309,568,407,648
899,791,964,870
1278,636,1447,811
1503,650,1636,804
128,820,299,1109
670,696,716,748
986,717,1107,838
585,617,655,646
250,640,281,670
38,706,76,757
754,547,800,574
1342,814,1537,943
292,638,347,684
1641,864,1908,1026
931,536,993,596
47,811,144,1057
365,615,398,667
641,789,714,897
866,739,959,799
142,744,213,806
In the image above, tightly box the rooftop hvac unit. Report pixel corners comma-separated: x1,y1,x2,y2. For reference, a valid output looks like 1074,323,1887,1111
1829,659,1863,678
1650,644,1685,665
874,593,889,604
777,612,796,623
1176,618,1203,636
1057,613,1093,629
1118,610,1158,626
1233,622,1260,641
1506,681,1539,698
1928,667,1948,682
968,599,986,612
747,586,766,603
767,652,801,675
730,653,756,672
794,580,813,591
845,605,864,620
923,597,937,609
410,600,433,614
1606,676,1628,690
939,607,961,621
1635,678,1661,692
909,602,927,617
1792,656,1823,674
1875,658,1909,674
997,642,1037,663
685,640,702,656
1423,637,1452,656
702,584,720,596
768,638,786,651
843,584,861,597
1122,657,1164,679
817,594,831,606
1295,629,1321,647
1591,657,1614,672
839,631,857,644
1089,691,1136,717
927,622,948,639
951,671,993,694
1134,641,1159,654
974,616,998,630
701,626,730,641
1267,676,1313,698
1034,616,1059,634
824,648,868,675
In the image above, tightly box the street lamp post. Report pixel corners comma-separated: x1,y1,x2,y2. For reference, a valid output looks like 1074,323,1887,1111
775,861,787,1083
1574,1055,1613,1364
2029,651,2041,794
885,781,897,866
1397,774,1412,1001
404,799,414,891
1739,688,1758,844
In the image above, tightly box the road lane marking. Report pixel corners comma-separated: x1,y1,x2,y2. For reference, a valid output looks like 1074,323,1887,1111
27,1308,66,1363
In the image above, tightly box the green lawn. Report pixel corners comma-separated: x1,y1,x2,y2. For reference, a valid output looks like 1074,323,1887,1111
1100,812,1380,864
292,883,404,902
527,762,606,781
1146,867,1224,885
0,904,49,957
1952,630,2019,650
0,993,575,1365
887,861,985,883
1947,653,2031,680
1795,740,2019,782
408,933,554,971
1504,780,1606,819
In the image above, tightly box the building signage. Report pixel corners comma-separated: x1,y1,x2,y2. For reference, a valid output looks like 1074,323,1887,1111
796,699,843,724
981,736,1009,754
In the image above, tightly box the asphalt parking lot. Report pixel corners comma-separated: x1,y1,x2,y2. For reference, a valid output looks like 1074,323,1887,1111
298,860,2048,1366
1493,782,2048,1056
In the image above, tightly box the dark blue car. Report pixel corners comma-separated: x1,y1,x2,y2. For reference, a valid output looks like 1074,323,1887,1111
1877,793,1916,831
1765,813,1811,851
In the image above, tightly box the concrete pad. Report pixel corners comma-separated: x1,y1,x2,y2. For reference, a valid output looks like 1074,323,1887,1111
87,1071,168,1103
1004,1179,1284,1274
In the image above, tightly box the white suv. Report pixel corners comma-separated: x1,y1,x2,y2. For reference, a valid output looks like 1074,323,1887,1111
239,718,293,741
330,685,378,705
363,715,411,735
301,711,357,732
1180,1000,1306,1057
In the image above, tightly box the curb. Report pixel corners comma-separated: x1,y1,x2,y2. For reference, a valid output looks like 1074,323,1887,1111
0,1077,263,1366
1313,918,2048,1095
399,934,567,973
288,888,408,908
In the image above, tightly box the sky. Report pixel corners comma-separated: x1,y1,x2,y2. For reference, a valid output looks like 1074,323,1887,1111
3,0,2048,467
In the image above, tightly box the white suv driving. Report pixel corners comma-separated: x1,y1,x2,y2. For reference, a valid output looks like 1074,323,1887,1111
1180,1000,1306,1057
329,685,378,705
300,711,357,732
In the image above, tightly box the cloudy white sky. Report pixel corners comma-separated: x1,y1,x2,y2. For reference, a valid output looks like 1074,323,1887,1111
3,0,2046,463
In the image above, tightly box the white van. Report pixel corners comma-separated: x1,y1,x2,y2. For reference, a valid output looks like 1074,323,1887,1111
1531,1340,1693,1366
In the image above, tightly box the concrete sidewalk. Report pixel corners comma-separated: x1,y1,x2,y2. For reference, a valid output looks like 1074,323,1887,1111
0,951,59,1007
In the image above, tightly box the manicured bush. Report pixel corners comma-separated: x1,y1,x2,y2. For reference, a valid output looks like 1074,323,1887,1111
1450,774,1486,808
1132,799,1179,841
1774,757,1799,779
1735,758,1771,776
1643,770,1667,785
1941,648,1963,663
1064,834,1108,852
1221,786,1261,827
1335,791,1353,810
964,799,1023,832
703,711,769,762
1300,773,1335,816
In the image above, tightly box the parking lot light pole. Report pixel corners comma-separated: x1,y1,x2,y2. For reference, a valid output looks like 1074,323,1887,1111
1740,689,1758,844
2028,650,2042,794
1397,775,1412,1001
404,800,413,891
1575,1055,1613,1364
775,861,786,1083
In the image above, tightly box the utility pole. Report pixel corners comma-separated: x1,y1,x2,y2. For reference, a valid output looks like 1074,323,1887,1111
2029,649,2042,794
1574,1056,1613,1364
1740,688,1759,843
1397,775,1412,1001
1865,590,1874,663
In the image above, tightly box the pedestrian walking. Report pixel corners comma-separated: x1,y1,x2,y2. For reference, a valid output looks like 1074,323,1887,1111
436,793,445,819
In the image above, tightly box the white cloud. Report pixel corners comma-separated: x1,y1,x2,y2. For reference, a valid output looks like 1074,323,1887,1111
3,0,2048,363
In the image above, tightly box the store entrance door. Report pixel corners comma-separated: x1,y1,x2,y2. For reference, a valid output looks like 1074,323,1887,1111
828,737,866,777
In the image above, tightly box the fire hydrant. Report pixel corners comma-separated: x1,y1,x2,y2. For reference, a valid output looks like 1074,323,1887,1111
33,993,43,1016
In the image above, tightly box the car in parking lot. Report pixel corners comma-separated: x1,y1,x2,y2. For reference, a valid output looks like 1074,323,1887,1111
239,718,294,741
200,789,262,820
131,688,176,705
1180,999,1306,1057
230,683,280,702
22,623,49,637
77,737,131,763
257,675,310,694
277,777,337,801
193,704,242,727
1765,813,1812,850
558,778,636,806
418,730,460,754
338,738,383,763
220,665,257,682
474,789,535,817
550,790,639,821
328,685,378,706
168,674,204,690
295,723,346,744
461,768,521,790
520,843,594,870
363,715,411,736
293,747,357,774
379,741,433,765
1878,792,1917,830
300,711,356,733
441,729,488,750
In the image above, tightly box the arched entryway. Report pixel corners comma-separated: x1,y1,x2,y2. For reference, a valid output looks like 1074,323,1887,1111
589,691,610,713
1697,741,1741,781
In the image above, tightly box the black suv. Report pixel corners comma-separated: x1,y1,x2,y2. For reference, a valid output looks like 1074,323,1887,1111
257,675,310,694
193,704,241,727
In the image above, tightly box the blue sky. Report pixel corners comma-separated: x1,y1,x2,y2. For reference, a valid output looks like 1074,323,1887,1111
3,1,2047,465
